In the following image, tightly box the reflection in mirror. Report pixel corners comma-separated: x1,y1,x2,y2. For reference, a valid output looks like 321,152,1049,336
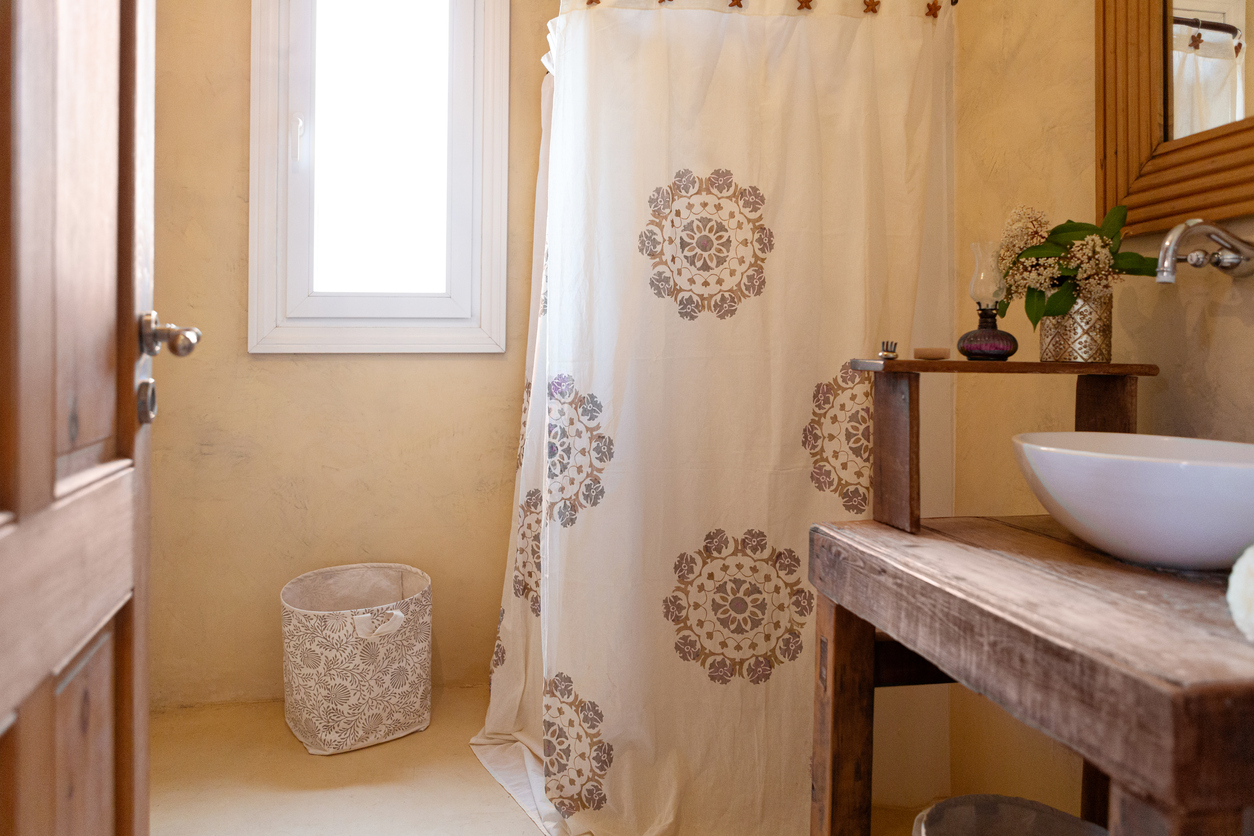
1169,0,1250,139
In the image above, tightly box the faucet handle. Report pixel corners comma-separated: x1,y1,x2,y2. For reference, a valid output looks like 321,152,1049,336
1186,249,1211,268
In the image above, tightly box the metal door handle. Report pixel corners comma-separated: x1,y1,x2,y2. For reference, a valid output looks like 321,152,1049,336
137,379,158,424
140,311,202,357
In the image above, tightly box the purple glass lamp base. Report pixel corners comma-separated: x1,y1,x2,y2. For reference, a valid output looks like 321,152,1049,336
957,308,1018,361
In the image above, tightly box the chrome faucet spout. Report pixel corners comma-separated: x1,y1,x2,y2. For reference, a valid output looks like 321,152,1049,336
1155,218,1254,283
1156,220,1200,284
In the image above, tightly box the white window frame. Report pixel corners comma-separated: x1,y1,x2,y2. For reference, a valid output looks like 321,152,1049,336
248,0,509,353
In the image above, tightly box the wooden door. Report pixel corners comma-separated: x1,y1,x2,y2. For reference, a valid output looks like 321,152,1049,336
0,0,155,834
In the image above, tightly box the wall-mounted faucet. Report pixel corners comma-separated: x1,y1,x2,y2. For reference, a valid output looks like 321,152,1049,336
1156,219,1254,283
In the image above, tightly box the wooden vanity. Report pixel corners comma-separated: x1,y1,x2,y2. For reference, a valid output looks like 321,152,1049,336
807,358,1254,836
809,515,1254,836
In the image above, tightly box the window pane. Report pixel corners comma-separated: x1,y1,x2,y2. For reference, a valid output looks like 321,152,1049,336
312,0,450,294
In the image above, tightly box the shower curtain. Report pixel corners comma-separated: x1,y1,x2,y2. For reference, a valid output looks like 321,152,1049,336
474,2,953,833
1173,22,1246,138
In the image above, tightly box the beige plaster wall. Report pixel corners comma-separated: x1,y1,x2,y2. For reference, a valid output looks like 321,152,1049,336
150,0,560,707
950,0,1095,813
953,0,1254,814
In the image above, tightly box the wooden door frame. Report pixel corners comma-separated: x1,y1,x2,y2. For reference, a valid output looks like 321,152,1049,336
115,1,156,832
115,0,155,832
1097,0,1254,236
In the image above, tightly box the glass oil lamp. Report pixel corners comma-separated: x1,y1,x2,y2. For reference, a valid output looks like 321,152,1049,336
957,242,1018,361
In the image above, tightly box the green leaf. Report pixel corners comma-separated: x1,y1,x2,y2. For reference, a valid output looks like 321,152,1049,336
997,299,1010,318
1113,250,1159,276
1005,242,1066,278
1047,229,1099,246
1058,264,1079,276
1049,221,1101,237
1100,205,1128,241
1025,288,1047,330
1017,242,1066,260
1043,281,1078,318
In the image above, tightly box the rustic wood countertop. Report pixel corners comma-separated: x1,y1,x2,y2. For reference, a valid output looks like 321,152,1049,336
808,515,1254,836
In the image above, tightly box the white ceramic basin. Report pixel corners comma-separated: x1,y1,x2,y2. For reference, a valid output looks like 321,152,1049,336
1013,432,1254,570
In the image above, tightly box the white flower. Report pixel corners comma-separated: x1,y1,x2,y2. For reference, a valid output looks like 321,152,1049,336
997,205,1051,276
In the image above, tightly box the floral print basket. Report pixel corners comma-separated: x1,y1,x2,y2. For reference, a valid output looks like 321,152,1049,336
281,563,433,756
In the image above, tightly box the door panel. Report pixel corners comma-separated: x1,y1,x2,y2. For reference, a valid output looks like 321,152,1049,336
0,472,134,716
0,0,155,833
0,680,56,836
54,631,115,836
53,0,121,477
10,0,55,517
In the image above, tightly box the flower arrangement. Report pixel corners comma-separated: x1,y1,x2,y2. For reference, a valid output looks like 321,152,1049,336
996,205,1158,328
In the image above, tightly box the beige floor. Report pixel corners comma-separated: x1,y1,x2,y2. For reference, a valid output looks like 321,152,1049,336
150,687,537,835
150,687,922,835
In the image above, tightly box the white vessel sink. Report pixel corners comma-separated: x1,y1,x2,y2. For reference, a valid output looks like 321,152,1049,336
1013,432,1254,571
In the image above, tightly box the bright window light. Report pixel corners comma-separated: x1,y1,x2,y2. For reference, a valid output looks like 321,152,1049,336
312,0,450,294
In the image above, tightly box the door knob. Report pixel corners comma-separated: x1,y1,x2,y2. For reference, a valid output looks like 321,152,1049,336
140,311,202,357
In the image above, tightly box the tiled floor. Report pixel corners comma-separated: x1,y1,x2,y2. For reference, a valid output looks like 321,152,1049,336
150,687,923,835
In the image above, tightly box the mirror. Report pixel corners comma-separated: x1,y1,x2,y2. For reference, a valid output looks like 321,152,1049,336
1168,0,1250,139
1097,0,1254,238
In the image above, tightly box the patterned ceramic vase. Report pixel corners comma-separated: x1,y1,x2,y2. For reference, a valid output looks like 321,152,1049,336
1039,293,1113,363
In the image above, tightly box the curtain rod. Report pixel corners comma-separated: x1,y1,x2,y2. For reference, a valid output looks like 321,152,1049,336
1173,16,1242,39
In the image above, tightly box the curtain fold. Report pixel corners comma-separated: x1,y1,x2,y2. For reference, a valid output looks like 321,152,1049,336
474,4,954,833
1172,23,1245,139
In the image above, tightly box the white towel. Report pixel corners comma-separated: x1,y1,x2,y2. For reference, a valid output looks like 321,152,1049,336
1228,544,1254,642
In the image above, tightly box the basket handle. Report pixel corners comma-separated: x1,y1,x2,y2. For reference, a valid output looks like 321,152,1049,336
353,610,405,639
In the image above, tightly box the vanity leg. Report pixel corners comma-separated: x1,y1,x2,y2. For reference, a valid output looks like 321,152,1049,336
812,596,875,836
1080,760,1110,828
1109,783,1245,836
1075,375,1138,433
871,371,919,534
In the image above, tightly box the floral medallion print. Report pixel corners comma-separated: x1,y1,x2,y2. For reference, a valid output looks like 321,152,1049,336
546,375,615,527
282,586,433,754
540,244,549,317
513,489,544,616
493,608,507,671
638,168,773,321
543,672,614,819
664,529,814,685
803,362,874,514
517,382,532,472
489,608,506,694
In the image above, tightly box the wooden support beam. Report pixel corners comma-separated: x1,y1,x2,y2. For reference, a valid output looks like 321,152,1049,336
1075,375,1138,434
871,371,919,534
1082,760,1112,829
873,635,953,688
812,598,875,836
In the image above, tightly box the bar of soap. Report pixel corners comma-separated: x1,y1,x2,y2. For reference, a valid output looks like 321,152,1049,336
913,348,951,361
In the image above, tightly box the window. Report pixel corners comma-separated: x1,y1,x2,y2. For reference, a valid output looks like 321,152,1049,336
249,0,509,353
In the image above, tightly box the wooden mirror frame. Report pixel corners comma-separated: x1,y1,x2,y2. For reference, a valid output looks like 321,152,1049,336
1097,0,1254,236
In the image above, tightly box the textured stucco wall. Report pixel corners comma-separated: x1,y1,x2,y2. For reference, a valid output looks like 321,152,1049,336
150,0,559,707
950,0,1094,813
953,0,1254,814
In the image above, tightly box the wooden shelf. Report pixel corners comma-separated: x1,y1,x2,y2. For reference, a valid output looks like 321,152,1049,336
860,357,1155,534
850,359,1159,376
